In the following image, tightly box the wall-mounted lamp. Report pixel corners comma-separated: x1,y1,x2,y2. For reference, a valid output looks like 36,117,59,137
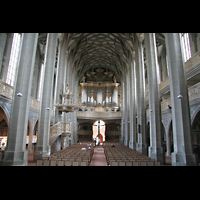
17,93,23,97
177,95,183,99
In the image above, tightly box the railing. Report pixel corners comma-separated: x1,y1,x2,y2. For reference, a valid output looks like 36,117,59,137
188,81,200,101
0,80,40,111
146,50,200,104
81,102,119,106
185,50,200,72
146,81,200,116
49,122,71,146
0,80,13,99
77,111,122,118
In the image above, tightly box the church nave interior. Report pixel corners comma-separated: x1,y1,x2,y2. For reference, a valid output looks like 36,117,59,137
0,33,200,166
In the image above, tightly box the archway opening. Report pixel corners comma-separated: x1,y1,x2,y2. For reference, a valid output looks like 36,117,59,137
93,120,106,144
0,107,9,150
191,110,200,165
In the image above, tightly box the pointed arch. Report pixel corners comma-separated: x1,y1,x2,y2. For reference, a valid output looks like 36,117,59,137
0,102,10,126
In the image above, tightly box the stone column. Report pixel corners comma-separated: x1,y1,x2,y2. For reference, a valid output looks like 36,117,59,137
120,79,125,145
54,36,67,124
70,72,74,144
2,33,38,166
74,79,78,143
165,33,197,166
145,33,165,164
124,70,129,146
62,51,68,123
135,38,148,155
129,60,137,150
61,133,67,149
35,33,58,160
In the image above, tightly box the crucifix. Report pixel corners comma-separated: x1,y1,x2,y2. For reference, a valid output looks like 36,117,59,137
93,120,105,146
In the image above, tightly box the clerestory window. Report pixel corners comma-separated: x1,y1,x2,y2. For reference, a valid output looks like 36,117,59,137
37,63,45,101
6,33,21,86
180,33,191,62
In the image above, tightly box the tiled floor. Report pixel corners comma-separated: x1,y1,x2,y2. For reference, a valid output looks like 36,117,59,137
89,146,108,166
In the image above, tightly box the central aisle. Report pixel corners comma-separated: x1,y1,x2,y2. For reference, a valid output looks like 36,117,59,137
89,146,108,166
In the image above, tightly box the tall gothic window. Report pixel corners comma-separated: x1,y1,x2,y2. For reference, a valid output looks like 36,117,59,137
180,33,191,62
6,33,21,86
37,63,45,101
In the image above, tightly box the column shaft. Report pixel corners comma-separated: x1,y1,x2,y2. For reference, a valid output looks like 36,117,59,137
120,80,125,145
124,71,129,146
3,33,38,165
165,33,197,166
35,33,58,160
129,60,137,149
54,37,67,124
145,33,165,163
135,38,148,155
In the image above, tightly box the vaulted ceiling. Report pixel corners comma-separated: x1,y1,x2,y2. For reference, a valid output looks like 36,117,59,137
66,33,135,82
38,33,165,83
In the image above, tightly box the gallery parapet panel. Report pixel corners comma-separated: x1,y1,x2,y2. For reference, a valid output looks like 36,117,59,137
146,50,200,105
77,111,122,119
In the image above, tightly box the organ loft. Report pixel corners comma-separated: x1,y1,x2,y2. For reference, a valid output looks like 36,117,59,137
78,68,121,112
0,33,200,166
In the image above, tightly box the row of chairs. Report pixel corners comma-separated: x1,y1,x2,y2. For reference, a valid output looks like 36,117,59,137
36,143,94,166
103,143,121,146
104,145,161,166
37,159,88,166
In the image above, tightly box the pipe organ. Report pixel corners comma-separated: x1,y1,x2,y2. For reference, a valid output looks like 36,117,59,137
78,68,121,112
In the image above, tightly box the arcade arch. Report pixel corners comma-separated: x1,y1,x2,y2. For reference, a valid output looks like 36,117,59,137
191,110,200,164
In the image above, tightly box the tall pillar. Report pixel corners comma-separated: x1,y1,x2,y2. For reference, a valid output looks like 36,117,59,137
54,35,67,124
165,33,197,166
120,79,125,145
145,33,165,163
35,33,58,160
63,51,68,123
74,78,78,143
124,70,129,146
135,38,148,155
2,33,38,166
129,60,137,150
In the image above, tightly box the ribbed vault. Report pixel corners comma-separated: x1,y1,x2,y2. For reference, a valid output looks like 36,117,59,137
38,33,165,83
66,33,135,82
